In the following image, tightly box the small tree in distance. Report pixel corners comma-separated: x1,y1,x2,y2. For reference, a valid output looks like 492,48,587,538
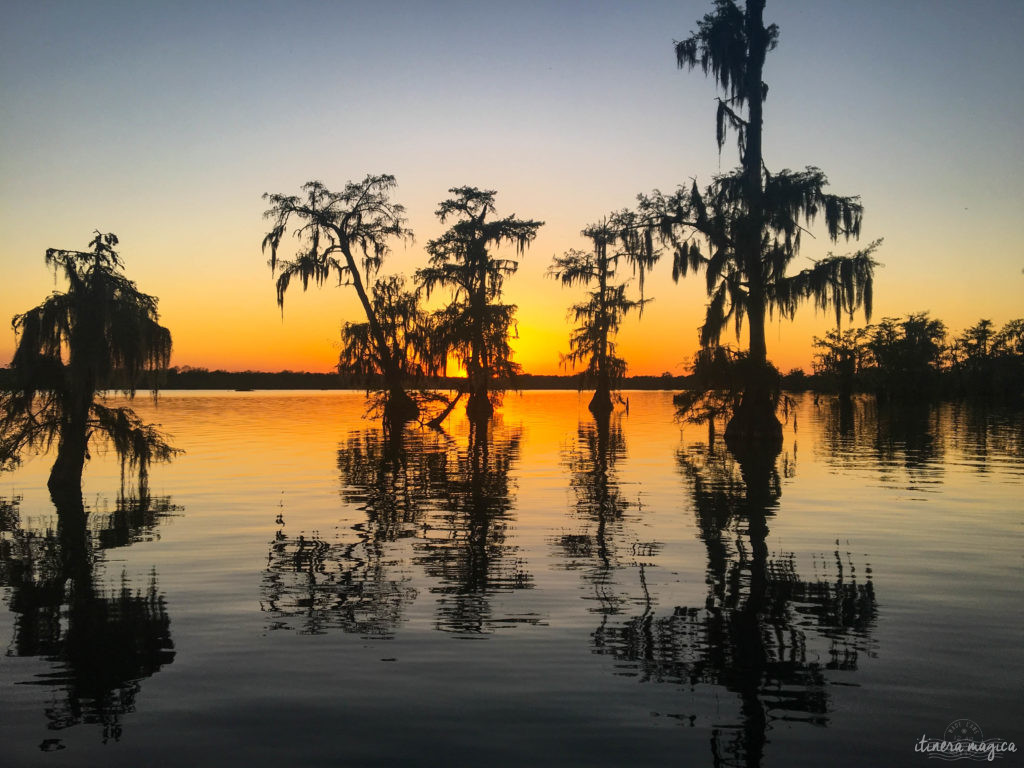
262,175,418,425
1,232,177,490
549,216,650,416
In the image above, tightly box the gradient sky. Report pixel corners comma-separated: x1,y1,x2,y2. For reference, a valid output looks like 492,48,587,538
2,0,1022,376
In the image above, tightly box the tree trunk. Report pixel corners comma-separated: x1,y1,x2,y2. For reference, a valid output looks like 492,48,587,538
428,388,464,429
48,393,90,491
468,244,491,419
589,376,613,416
726,0,780,448
340,239,416,418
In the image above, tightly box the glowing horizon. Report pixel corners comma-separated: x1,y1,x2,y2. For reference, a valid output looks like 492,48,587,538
2,1,1022,378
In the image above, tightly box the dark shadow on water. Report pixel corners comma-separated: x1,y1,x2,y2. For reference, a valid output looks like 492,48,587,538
0,488,177,745
557,412,878,767
262,414,538,638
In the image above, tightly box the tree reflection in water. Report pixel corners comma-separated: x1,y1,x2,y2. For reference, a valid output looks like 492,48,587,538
0,489,177,746
262,414,537,638
816,394,1024,486
817,395,945,488
556,412,652,617
562,412,877,768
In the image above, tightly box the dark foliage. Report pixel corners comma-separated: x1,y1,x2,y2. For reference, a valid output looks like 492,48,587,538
1,232,177,489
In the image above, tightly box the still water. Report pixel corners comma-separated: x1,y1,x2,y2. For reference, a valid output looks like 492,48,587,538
1,391,1021,767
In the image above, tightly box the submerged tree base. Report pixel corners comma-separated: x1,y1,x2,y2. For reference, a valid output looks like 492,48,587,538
588,388,614,417
724,392,783,453
383,388,420,427
466,392,494,421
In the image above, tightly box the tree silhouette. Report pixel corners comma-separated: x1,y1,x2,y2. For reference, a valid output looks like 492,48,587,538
1,232,176,490
639,0,878,445
337,274,441,421
866,313,946,399
417,187,543,420
262,176,418,425
812,327,871,398
549,217,649,415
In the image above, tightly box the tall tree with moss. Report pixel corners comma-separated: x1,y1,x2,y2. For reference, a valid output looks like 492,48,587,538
417,187,542,420
1,232,176,490
549,216,649,415
639,0,878,445
262,175,418,424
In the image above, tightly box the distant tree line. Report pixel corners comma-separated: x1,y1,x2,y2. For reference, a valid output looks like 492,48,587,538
809,314,1024,401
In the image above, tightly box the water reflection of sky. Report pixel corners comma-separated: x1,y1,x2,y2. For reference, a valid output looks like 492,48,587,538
1,391,1020,766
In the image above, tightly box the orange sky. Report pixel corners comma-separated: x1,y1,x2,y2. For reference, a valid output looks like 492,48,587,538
2,2,1022,377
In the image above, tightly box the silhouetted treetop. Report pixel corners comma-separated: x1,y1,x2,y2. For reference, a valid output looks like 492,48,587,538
262,176,412,310
417,187,542,419
675,0,779,151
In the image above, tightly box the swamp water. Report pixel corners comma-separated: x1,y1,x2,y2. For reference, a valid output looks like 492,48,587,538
0,391,1021,767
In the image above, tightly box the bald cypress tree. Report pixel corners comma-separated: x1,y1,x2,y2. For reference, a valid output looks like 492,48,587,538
1,232,176,489
262,175,418,426
549,216,649,415
417,187,542,420
640,0,878,445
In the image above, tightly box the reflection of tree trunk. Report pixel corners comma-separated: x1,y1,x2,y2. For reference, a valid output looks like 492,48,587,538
738,506,769,768
383,385,419,428
467,389,493,420
838,395,854,436
52,487,90,588
734,439,775,768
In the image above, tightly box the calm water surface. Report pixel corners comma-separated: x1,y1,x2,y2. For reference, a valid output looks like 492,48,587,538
1,391,1021,767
